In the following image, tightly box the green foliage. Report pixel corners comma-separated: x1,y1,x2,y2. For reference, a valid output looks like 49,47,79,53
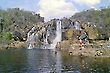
0,8,44,40
71,7,110,26
0,8,44,32
0,32,13,41
3,32,13,40
70,7,110,37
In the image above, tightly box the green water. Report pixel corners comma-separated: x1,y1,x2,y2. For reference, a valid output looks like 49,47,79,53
0,49,110,73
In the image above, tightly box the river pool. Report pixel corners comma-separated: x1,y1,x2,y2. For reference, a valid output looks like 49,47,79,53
0,48,110,73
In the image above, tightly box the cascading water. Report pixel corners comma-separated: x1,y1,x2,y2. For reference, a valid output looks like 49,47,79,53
75,21,81,30
50,20,62,49
45,29,49,44
41,27,49,49
27,27,37,49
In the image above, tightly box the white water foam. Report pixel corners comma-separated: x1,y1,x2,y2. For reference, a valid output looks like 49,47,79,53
27,27,37,49
50,20,62,49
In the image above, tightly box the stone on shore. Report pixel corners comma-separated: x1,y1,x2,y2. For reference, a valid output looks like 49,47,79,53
8,41,26,49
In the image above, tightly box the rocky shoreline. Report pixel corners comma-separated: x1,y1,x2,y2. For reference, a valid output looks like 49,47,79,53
0,41,26,50
61,47,110,58
0,40,110,58
56,40,110,57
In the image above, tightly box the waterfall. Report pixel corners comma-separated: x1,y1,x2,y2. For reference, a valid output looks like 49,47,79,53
56,51,62,73
41,27,49,49
45,29,49,44
75,21,81,30
27,27,37,49
50,20,62,49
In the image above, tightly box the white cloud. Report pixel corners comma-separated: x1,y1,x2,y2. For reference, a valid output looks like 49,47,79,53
38,0,101,21
38,0,78,21
73,0,101,6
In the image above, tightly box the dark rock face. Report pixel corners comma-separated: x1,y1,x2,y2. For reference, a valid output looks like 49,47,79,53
45,19,57,44
13,31,23,41
61,17,71,29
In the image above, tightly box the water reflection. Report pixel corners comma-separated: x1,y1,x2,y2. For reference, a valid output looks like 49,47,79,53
26,49,62,73
55,51,62,73
26,49,39,73
0,49,110,73
0,49,27,73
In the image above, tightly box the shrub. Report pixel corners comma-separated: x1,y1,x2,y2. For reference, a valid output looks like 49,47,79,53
3,32,13,41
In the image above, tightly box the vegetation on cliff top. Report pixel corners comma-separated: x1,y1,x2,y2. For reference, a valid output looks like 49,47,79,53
0,7,110,44
70,7,110,36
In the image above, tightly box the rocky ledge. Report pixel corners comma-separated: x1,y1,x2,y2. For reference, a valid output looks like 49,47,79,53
0,41,26,50
57,40,110,57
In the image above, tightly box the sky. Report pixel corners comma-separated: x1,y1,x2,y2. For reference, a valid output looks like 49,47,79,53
0,0,110,21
